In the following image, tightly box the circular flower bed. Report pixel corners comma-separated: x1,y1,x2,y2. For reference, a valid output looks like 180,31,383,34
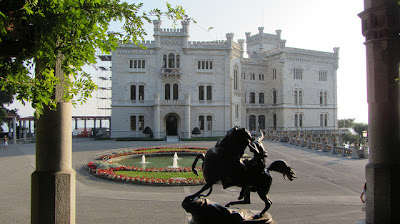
86,147,207,186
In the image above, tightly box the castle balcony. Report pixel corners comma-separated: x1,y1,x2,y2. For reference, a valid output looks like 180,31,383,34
161,68,181,79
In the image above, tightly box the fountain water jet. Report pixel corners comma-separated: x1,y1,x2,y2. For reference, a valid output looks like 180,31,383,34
170,152,179,168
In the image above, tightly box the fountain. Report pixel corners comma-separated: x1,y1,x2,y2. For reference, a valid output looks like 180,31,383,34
171,152,179,168
141,155,147,164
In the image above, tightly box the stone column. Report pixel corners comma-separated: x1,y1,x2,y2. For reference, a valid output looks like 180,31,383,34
23,120,27,143
185,94,191,138
153,94,161,139
12,117,16,144
359,2,400,223
31,56,75,224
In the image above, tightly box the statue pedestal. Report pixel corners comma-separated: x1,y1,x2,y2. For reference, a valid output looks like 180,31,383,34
183,197,277,224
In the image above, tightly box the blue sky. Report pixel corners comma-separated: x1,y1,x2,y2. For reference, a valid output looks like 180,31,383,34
7,0,368,124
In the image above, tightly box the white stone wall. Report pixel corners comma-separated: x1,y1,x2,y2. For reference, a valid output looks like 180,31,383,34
110,21,339,138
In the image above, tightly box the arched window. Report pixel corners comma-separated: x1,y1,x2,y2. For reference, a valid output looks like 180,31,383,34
299,114,303,127
163,55,167,68
294,114,298,127
138,85,144,100
199,116,204,130
165,84,171,100
249,115,256,131
273,90,277,105
324,114,328,127
320,92,323,105
320,114,324,127
207,116,213,130
259,93,264,104
199,86,204,100
168,53,175,68
250,92,255,104
294,90,298,105
173,84,179,100
299,90,303,106
324,92,328,106
130,85,136,100
273,113,277,130
176,55,180,68
258,115,265,129
207,85,212,101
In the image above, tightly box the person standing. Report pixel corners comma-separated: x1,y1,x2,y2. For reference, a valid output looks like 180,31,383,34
3,135,8,149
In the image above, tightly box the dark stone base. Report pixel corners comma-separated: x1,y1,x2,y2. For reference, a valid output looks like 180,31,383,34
183,197,276,224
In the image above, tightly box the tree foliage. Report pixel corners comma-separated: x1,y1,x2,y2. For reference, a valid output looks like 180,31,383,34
338,118,355,128
0,0,190,117
192,127,201,136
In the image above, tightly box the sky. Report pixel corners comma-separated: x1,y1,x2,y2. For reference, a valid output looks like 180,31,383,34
6,0,368,124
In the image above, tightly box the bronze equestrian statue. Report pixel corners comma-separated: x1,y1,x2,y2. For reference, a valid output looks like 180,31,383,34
225,132,296,219
186,129,296,220
187,126,253,199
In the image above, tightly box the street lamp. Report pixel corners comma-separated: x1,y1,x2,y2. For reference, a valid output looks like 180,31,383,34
362,130,368,146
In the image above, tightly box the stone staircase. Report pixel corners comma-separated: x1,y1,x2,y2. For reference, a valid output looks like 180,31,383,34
166,136,180,142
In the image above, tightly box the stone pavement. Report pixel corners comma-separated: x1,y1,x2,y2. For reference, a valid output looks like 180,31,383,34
0,138,367,224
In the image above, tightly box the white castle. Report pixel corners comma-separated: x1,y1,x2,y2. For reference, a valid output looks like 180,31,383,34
110,20,339,139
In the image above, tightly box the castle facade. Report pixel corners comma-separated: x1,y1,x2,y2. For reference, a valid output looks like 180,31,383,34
110,20,339,138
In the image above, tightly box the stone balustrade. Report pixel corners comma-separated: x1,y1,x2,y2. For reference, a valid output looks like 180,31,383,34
265,131,368,159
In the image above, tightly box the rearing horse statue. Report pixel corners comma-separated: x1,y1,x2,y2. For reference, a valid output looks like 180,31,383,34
187,126,253,199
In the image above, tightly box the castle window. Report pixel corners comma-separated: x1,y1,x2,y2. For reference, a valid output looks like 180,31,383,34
299,90,303,106
293,68,303,80
206,85,212,101
138,85,144,100
324,114,328,127
250,92,255,104
273,90,277,105
272,68,277,80
207,116,213,130
320,91,328,106
130,116,136,130
130,85,136,100
234,67,239,90
249,115,256,131
199,86,204,100
259,93,264,104
294,90,298,105
163,55,167,68
197,60,213,73
319,71,328,81
199,116,204,130
299,114,303,127
294,114,298,127
138,115,144,130
273,114,277,130
165,84,171,100
320,114,324,127
258,115,265,129
129,59,146,73
235,104,239,119
259,74,264,80
173,84,179,100
176,55,180,68
168,53,175,68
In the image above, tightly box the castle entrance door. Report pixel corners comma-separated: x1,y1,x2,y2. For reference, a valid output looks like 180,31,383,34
166,114,178,136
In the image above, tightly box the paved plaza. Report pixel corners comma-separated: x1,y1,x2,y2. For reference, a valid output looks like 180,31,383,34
0,138,367,224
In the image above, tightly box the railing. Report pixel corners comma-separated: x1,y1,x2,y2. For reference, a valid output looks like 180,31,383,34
265,130,368,159
161,68,181,79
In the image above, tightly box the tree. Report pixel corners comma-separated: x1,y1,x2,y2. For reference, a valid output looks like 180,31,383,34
143,126,153,138
0,1,190,223
0,0,190,116
338,118,355,128
353,122,368,137
192,127,201,137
